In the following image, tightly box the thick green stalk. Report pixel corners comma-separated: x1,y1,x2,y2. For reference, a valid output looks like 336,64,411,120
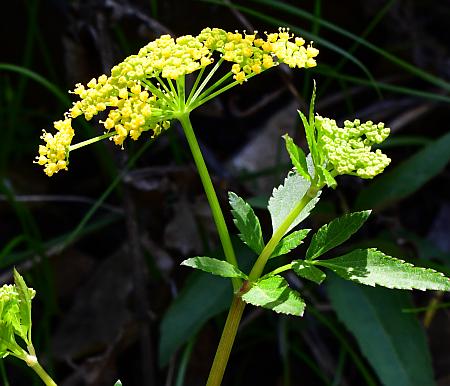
206,295,246,386
25,355,57,386
178,114,240,291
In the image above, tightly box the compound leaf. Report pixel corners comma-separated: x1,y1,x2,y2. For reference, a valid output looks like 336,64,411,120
268,171,320,236
292,261,326,284
283,134,311,181
270,229,311,258
181,256,247,279
228,192,264,254
318,248,450,291
242,275,305,316
306,210,371,260
13,269,32,343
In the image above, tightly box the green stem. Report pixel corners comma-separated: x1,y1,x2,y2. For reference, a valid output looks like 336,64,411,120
68,132,116,151
190,57,224,104
191,73,257,110
205,183,321,385
249,185,318,281
141,79,174,106
27,357,57,386
155,75,172,96
206,295,246,386
261,262,294,279
176,76,186,106
195,72,233,105
168,79,178,103
178,114,240,291
186,66,206,105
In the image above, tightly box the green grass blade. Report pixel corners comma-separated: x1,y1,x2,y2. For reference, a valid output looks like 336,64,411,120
248,0,450,92
0,63,70,105
204,0,379,93
328,275,436,386
356,131,450,210
0,235,27,262
314,65,450,103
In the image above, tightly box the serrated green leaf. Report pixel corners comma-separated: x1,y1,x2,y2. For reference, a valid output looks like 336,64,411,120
309,81,316,125
270,229,311,258
318,248,450,291
298,110,319,168
328,275,435,386
306,211,371,260
268,171,321,236
241,275,305,316
283,134,311,181
13,269,32,343
292,261,326,284
181,256,247,279
228,192,264,254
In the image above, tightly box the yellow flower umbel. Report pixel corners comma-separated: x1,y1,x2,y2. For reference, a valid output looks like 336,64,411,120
36,27,318,176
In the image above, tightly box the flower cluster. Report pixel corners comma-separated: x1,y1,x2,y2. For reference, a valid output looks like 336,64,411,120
316,117,391,178
198,28,318,83
36,118,74,176
36,27,318,176
0,284,36,357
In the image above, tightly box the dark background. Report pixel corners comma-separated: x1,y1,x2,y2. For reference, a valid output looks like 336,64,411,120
1,0,450,385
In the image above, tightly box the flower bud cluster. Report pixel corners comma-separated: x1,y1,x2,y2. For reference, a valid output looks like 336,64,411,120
37,27,317,176
316,116,391,178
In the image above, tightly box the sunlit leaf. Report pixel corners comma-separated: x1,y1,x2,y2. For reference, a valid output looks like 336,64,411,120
270,229,311,258
229,192,264,254
292,261,326,284
268,172,320,236
242,275,305,316
306,211,371,260
318,249,450,291
283,134,310,181
181,256,247,279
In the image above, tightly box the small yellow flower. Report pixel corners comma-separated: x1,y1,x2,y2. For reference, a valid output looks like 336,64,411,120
35,118,74,176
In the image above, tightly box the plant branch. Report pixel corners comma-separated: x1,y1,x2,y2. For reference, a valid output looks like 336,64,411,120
68,132,116,151
189,57,224,104
26,356,57,386
191,73,257,110
178,114,240,291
